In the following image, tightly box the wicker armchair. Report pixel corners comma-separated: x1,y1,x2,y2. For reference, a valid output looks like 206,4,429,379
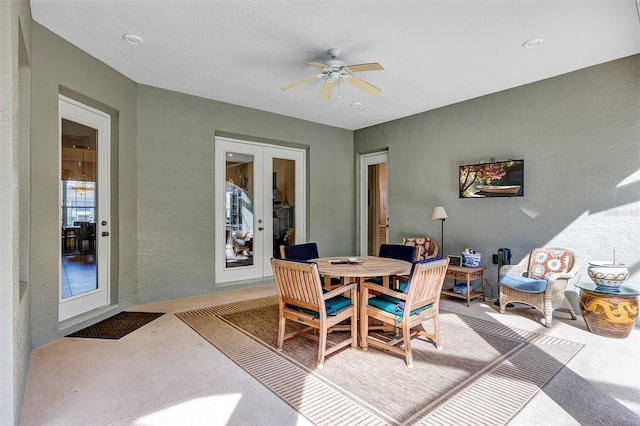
499,247,579,327
271,258,358,368
401,237,439,261
361,258,449,368
231,230,253,256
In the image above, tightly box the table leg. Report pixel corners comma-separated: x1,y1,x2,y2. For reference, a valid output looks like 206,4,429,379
382,275,390,289
466,276,471,307
323,274,332,290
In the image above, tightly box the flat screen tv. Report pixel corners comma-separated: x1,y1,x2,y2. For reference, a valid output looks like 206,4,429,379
459,159,524,198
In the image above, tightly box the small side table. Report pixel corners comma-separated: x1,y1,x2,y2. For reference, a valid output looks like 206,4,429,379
574,282,639,339
442,265,486,307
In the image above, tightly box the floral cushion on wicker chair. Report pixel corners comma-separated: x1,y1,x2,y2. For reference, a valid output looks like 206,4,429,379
528,248,571,280
401,237,430,260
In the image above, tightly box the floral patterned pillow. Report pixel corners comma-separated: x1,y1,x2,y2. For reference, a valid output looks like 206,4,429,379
528,249,571,279
402,238,431,260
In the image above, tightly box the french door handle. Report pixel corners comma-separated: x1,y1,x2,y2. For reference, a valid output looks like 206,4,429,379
102,231,110,237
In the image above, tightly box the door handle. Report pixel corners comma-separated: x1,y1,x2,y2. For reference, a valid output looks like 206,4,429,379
102,231,110,237
258,227,264,231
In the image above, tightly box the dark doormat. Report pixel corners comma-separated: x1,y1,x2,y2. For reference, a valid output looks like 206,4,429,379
66,311,164,340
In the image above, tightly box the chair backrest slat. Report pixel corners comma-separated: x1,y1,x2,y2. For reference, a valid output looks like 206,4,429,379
404,258,449,314
271,258,324,309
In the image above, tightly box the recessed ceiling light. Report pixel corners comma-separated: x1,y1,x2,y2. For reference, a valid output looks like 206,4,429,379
122,34,144,45
522,38,543,48
351,102,363,108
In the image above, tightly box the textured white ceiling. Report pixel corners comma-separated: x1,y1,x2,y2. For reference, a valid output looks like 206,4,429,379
31,1,640,131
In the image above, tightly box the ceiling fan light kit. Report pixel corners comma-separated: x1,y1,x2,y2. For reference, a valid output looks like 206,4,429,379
281,48,383,100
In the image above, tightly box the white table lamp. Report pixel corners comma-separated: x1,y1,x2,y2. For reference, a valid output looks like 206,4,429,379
430,206,448,256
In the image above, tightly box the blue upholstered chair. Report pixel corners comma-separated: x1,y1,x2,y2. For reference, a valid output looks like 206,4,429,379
271,258,358,368
368,244,416,287
280,242,342,289
360,257,449,367
280,242,319,260
499,247,579,327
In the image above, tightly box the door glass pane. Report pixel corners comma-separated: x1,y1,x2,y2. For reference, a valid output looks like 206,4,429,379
61,119,97,298
225,152,254,268
272,158,295,258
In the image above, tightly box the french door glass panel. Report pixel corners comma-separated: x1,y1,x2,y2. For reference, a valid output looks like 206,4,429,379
59,96,110,321
225,152,255,269
215,138,305,284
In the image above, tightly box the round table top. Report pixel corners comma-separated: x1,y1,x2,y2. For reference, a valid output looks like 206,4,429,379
574,281,640,296
311,256,412,278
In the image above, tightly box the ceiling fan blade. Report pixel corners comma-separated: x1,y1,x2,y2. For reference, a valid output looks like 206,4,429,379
344,62,384,72
280,75,318,91
346,76,381,96
318,80,334,100
305,61,329,69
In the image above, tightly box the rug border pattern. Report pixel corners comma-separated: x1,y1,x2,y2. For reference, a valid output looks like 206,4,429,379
176,296,583,426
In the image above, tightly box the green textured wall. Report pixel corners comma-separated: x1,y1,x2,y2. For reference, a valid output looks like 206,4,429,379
136,85,353,302
355,55,640,301
30,22,138,347
0,2,32,423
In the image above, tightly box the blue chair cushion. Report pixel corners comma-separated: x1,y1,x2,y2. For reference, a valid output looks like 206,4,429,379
287,295,352,319
368,276,384,285
368,294,432,316
499,274,547,293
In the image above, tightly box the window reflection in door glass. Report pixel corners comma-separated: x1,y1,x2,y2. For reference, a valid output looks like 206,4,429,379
225,152,254,268
60,119,97,299
273,158,295,258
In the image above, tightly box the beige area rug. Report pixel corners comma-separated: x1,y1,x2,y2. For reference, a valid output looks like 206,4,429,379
176,296,583,426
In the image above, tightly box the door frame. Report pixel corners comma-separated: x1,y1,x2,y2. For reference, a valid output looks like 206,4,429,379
358,151,388,256
215,136,306,284
58,95,111,321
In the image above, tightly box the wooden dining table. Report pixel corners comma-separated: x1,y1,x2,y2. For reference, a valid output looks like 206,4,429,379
311,256,412,290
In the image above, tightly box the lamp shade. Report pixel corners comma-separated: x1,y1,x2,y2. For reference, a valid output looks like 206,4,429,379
430,206,448,220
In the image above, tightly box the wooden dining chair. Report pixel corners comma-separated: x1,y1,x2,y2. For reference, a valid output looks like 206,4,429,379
393,237,439,288
271,258,358,368
367,244,416,288
360,257,449,368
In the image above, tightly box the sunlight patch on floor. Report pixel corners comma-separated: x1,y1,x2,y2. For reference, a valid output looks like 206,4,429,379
132,394,242,425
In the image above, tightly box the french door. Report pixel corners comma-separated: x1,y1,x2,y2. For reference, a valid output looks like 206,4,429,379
215,137,305,283
59,96,110,321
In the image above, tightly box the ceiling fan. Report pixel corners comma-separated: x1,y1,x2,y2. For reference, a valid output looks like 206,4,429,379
280,48,384,100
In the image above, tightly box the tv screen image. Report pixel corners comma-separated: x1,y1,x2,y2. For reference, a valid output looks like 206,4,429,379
459,159,524,198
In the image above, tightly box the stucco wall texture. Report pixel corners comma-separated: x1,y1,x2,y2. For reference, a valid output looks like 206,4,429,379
355,54,640,300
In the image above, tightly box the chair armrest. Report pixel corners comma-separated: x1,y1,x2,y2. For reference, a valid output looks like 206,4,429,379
545,272,577,291
323,282,357,300
500,264,527,277
360,282,408,301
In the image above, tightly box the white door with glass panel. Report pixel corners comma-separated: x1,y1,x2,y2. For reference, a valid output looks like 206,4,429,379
59,96,110,321
215,137,305,283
